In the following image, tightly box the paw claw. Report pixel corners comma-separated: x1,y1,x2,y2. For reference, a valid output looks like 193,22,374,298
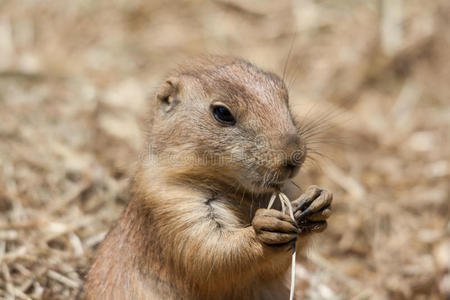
292,186,333,235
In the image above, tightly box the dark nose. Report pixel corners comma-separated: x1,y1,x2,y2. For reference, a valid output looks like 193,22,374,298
282,133,303,179
283,158,301,178
285,133,301,150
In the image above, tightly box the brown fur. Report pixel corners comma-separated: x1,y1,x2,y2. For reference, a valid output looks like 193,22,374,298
82,56,328,300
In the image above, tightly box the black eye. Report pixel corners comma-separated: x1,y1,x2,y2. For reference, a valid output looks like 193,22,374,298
211,105,236,125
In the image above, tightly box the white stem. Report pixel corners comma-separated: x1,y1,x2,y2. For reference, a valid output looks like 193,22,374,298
269,192,296,300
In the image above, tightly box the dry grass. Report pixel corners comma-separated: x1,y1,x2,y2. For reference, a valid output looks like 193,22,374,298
0,0,449,299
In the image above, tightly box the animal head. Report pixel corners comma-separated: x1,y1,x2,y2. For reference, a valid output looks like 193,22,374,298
147,56,306,194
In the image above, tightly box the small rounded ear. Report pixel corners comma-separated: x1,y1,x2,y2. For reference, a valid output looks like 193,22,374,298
156,77,181,112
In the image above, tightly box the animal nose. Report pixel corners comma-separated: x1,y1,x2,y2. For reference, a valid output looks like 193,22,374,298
285,132,300,149
281,133,304,179
283,158,301,179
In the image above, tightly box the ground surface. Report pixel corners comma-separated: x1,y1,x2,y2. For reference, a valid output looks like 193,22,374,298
0,0,449,299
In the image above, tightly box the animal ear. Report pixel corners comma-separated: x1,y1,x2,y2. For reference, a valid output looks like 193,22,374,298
156,77,180,112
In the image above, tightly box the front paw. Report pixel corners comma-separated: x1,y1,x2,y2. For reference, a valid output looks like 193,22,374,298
252,208,298,248
292,186,333,234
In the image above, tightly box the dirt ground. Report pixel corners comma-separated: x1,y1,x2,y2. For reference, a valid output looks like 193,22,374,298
0,0,449,299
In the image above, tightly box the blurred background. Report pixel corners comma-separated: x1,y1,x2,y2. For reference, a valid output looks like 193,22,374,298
0,0,449,299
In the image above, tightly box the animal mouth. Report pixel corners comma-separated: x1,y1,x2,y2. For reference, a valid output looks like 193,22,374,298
266,182,283,189
252,180,286,192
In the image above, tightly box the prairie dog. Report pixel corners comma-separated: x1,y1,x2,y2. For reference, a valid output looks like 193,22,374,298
83,56,333,300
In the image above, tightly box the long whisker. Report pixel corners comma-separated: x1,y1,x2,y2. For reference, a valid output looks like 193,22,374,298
288,58,303,91
282,32,297,82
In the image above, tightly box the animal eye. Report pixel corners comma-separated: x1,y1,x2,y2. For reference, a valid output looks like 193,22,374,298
211,104,236,125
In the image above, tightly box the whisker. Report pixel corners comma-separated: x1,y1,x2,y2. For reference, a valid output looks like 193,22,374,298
288,58,303,91
302,155,324,172
304,139,351,147
282,32,297,83
289,180,303,193
296,106,344,133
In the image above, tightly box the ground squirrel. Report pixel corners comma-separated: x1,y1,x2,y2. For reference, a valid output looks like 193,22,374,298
82,56,333,300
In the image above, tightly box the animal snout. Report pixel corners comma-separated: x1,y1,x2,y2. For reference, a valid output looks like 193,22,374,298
281,133,304,179
283,157,301,178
